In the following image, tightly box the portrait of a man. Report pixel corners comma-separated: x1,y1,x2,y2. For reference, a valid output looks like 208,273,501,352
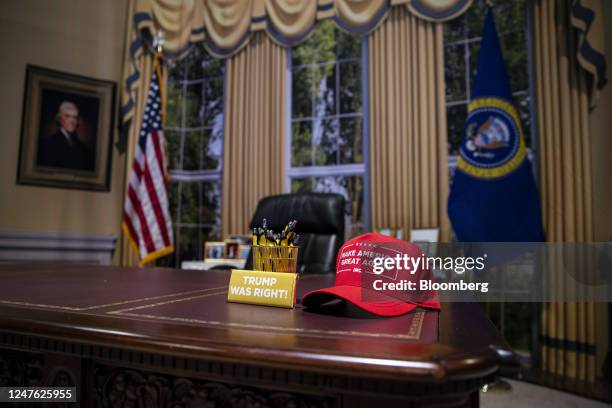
37,100,95,171
17,65,116,191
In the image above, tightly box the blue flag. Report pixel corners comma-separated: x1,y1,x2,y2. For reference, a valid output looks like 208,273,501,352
447,8,545,242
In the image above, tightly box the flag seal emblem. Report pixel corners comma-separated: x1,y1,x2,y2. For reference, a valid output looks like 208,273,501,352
457,97,526,179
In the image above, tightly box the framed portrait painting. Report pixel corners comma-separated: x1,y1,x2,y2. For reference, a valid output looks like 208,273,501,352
204,242,226,260
17,65,116,191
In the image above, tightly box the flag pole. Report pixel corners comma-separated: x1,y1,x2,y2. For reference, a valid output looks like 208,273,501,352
472,0,518,397
148,31,171,267
152,31,166,128
152,31,171,184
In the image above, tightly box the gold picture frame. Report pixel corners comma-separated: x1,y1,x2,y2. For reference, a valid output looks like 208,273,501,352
17,65,116,191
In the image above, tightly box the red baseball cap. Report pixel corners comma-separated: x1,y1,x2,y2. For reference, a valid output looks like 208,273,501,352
301,232,440,317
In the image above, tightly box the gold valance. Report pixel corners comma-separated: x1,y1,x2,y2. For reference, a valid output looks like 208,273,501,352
132,0,472,58
570,0,608,109
121,0,472,143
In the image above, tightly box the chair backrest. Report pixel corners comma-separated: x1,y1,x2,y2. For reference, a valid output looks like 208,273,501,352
247,192,345,274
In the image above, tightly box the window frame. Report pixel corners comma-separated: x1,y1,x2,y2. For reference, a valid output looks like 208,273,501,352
444,1,537,179
443,0,540,358
284,30,371,235
162,51,226,268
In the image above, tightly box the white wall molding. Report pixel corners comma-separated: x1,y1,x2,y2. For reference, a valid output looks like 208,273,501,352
0,230,117,265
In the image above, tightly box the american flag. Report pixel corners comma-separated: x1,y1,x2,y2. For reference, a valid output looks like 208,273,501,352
122,68,174,265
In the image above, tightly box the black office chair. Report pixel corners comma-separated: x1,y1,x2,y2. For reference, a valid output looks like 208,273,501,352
245,192,345,274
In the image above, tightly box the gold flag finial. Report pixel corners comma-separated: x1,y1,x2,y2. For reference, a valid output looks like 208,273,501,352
152,30,165,56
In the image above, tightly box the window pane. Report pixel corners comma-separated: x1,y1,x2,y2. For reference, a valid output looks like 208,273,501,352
179,181,200,225
182,131,201,170
444,14,465,43
314,64,336,118
166,130,182,170
171,181,222,265
184,82,203,128
339,62,361,113
314,20,336,63
292,33,315,67
469,40,480,84
345,175,365,232
517,94,532,148
162,225,221,268
166,80,182,128
314,117,339,165
446,0,530,158
156,228,178,268
289,21,366,238
161,48,224,268
445,44,466,102
339,116,362,164
200,181,221,224
202,127,222,170
291,177,313,192
337,29,360,60
292,67,313,119
291,121,313,166
178,227,201,261
467,3,487,38
202,57,224,78
503,302,533,353
203,225,221,243
168,59,184,81
203,78,224,127
185,46,204,80
167,181,179,223
447,104,467,155
500,30,528,92
495,0,526,35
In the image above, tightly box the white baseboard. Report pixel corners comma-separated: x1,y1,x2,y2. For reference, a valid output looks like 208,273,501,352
0,230,117,265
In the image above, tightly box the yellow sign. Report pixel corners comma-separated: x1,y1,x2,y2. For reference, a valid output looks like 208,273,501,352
227,269,297,309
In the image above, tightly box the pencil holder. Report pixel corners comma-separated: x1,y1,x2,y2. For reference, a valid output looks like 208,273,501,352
253,246,299,273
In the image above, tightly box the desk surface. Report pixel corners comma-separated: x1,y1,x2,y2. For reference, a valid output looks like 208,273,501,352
0,264,517,384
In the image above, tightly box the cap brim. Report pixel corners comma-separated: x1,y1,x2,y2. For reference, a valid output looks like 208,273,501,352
301,285,419,317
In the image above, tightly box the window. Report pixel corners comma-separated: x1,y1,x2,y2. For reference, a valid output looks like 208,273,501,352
288,20,367,238
444,0,532,176
158,46,225,268
444,0,535,357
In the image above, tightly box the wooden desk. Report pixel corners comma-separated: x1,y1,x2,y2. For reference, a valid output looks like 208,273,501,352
0,264,517,407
